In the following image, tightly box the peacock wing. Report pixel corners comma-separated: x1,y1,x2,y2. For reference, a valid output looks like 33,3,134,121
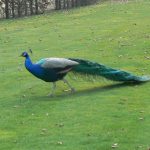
36,58,79,69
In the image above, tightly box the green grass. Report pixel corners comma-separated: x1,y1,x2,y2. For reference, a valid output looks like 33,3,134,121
0,0,150,149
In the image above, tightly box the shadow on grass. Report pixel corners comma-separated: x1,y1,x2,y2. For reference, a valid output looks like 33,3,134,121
29,82,145,102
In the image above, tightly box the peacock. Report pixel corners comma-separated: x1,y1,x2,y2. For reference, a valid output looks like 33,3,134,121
21,51,150,96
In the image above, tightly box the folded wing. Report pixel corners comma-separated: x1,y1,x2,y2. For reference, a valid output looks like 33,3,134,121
36,58,79,74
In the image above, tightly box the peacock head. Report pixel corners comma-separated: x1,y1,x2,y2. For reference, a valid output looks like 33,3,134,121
21,52,29,58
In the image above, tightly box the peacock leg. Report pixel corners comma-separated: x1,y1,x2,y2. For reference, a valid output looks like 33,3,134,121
48,82,56,97
63,79,75,93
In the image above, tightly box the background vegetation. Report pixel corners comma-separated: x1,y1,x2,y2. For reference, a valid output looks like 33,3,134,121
0,0,98,19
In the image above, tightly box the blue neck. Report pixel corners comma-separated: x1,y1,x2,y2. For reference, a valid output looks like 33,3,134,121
25,56,33,72
24,56,44,79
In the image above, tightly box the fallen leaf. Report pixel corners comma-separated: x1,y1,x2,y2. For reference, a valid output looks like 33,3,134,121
140,111,144,113
56,123,64,127
112,143,118,148
118,55,123,58
139,117,144,120
22,95,26,98
42,128,47,132
13,105,19,108
57,141,63,145
145,56,150,60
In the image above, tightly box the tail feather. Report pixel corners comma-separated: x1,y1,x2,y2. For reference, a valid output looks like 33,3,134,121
69,58,150,82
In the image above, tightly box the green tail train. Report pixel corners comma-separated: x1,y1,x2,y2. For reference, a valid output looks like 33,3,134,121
69,58,150,82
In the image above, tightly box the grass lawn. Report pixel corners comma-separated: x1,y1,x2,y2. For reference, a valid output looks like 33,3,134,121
0,0,150,149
